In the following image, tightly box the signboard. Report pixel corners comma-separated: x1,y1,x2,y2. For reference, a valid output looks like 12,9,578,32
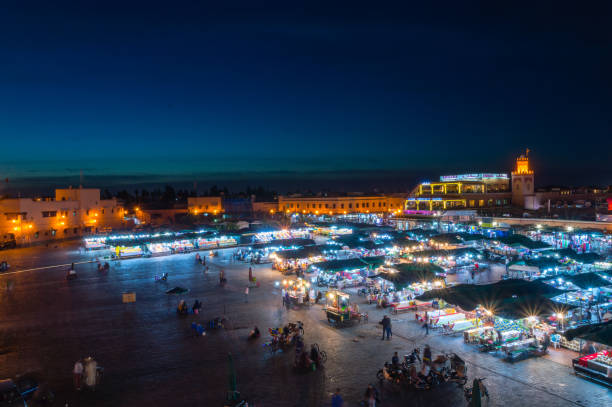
122,292,136,303
440,173,508,182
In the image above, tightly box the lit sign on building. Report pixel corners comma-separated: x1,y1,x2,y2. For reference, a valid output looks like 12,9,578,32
439,173,508,182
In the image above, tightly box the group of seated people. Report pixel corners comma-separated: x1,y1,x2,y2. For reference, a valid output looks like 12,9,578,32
270,324,300,345
383,345,463,387
177,299,202,315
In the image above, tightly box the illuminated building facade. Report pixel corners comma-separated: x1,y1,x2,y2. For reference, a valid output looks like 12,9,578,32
187,197,223,215
406,173,511,211
0,187,124,245
278,195,405,215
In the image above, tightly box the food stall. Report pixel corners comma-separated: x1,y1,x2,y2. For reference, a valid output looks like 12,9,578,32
324,290,360,326
566,321,612,386
374,263,445,312
170,240,195,253
486,234,551,257
113,245,143,259
147,243,172,256
271,246,324,273
310,257,384,288
84,238,107,250
417,279,570,360
464,326,497,345
197,237,221,249
281,278,312,305
254,228,312,242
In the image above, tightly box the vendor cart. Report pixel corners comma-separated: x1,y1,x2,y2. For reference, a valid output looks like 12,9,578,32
324,290,359,327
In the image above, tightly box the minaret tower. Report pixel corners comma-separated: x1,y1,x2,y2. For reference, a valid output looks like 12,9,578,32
511,149,535,208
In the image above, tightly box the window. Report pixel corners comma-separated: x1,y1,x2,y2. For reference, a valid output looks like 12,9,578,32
479,200,484,207
469,200,475,207
319,204,322,208
332,204,336,209
325,204,328,208
73,211,77,216
341,204,344,209
348,204,352,209
297,204,300,208
73,228,78,233
356,203,359,208
101,209,105,215
42,211,57,218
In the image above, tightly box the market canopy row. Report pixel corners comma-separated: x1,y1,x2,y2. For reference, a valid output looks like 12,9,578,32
416,279,567,312
539,248,602,264
310,256,385,272
273,246,322,260
409,247,481,259
494,235,551,250
544,272,612,290
377,263,444,289
251,238,315,250
429,233,464,245
491,295,575,320
565,321,612,346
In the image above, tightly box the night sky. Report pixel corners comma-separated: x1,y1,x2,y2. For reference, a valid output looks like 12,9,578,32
1,1,611,191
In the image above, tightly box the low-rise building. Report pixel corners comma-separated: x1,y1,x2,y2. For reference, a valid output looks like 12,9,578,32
278,194,404,215
187,197,223,215
0,187,124,245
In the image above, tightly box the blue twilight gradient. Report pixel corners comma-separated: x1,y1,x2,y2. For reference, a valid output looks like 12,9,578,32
0,2,611,186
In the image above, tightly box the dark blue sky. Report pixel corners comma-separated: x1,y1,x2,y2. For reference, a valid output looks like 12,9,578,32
1,1,611,189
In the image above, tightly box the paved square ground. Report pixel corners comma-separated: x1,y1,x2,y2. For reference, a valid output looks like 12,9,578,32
0,244,609,406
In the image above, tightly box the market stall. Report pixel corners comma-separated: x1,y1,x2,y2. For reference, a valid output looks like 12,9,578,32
113,245,143,259
147,242,172,256
281,278,312,305
375,263,445,312
417,280,571,361
310,256,385,288
566,321,612,386
486,234,551,257
324,290,361,326
271,246,324,272
84,237,107,250
254,228,311,242
170,240,195,253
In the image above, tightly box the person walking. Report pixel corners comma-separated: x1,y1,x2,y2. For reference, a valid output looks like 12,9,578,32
364,384,378,407
244,286,249,302
380,315,392,340
331,388,344,407
423,344,432,365
73,359,84,390
423,320,429,335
